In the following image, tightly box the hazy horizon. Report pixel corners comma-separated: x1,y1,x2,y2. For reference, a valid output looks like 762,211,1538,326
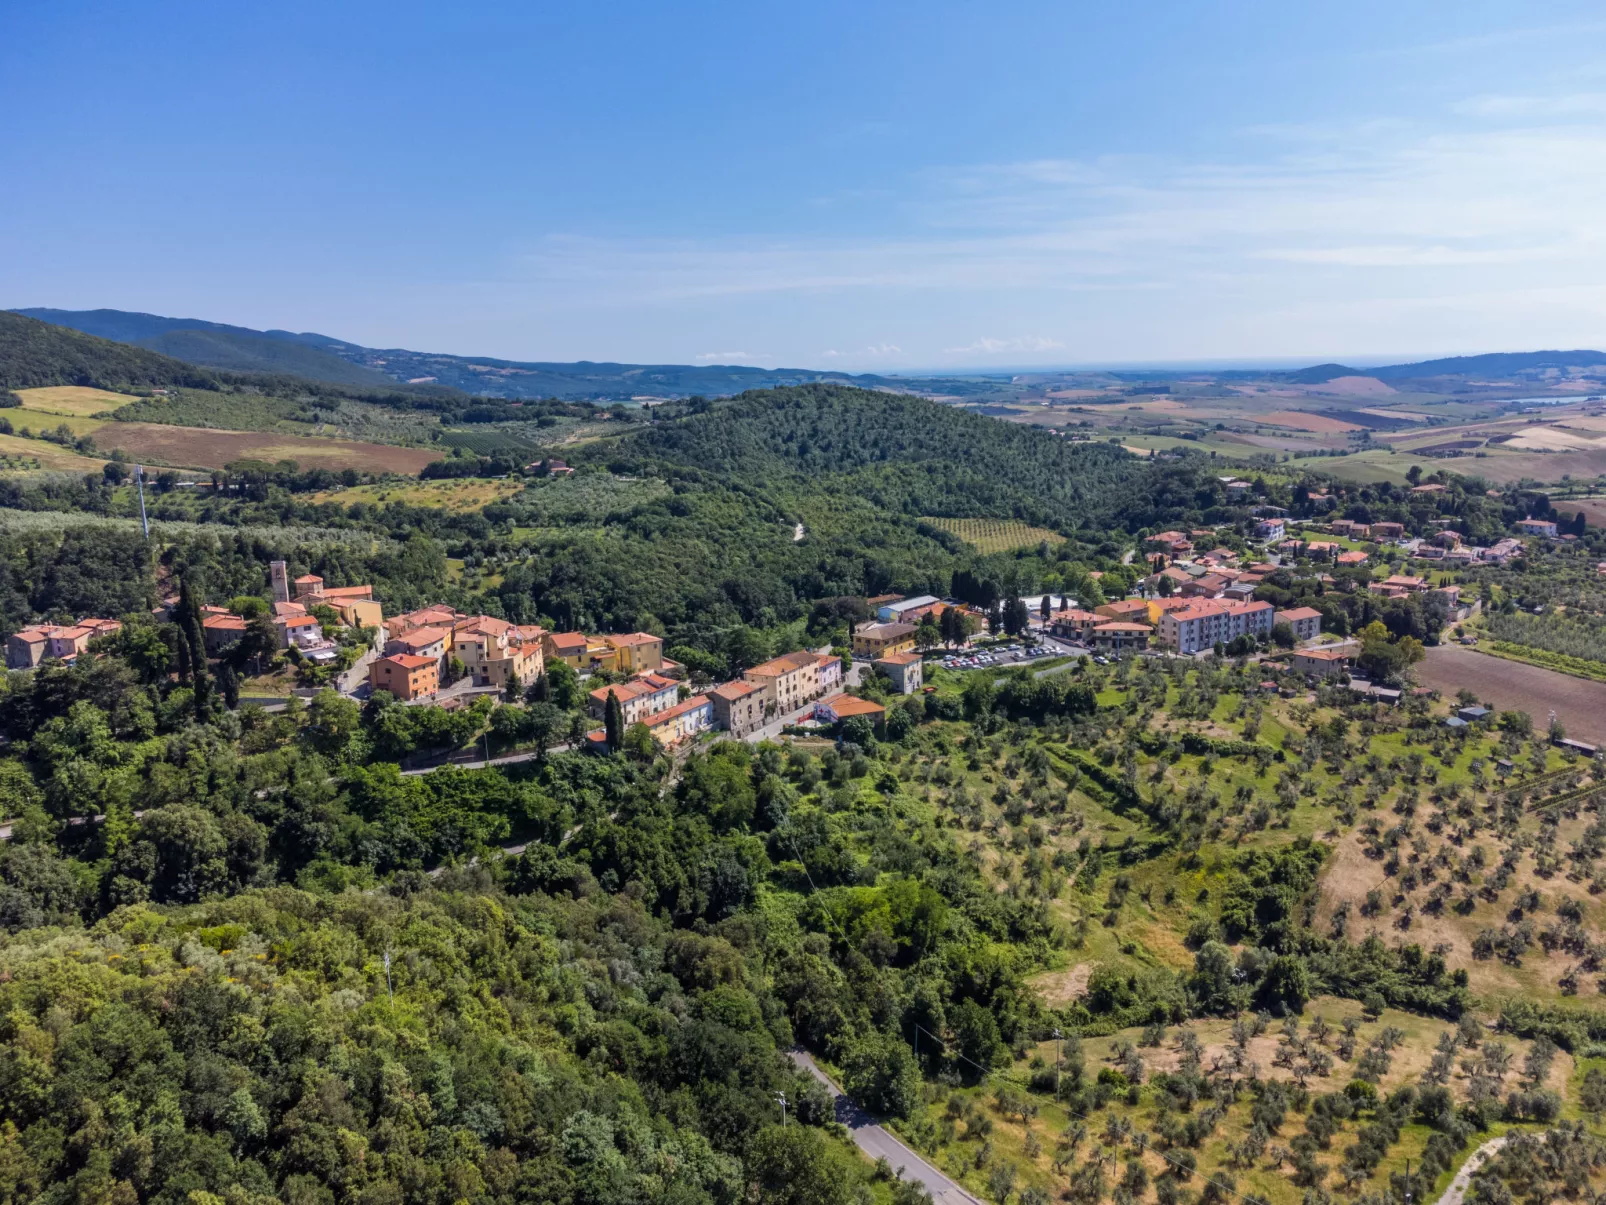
6,2,1606,371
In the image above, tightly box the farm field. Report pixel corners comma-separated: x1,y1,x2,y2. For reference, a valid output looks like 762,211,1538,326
308,477,524,511
868,655,1603,1205
922,516,1066,553
93,422,441,473
11,385,139,415
895,1001,1573,1205
1415,645,1606,743
0,431,107,472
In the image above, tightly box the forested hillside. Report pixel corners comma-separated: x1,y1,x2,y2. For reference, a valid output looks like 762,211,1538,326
609,385,1139,529
137,328,397,387
0,312,222,392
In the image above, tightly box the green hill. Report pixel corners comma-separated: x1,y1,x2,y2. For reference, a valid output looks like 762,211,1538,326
0,311,221,392
137,327,397,387
606,382,1140,529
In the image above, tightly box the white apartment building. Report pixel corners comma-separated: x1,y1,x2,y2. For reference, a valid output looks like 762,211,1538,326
1159,599,1275,654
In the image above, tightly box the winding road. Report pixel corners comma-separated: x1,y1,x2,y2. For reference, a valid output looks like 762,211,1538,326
788,1050,982,1205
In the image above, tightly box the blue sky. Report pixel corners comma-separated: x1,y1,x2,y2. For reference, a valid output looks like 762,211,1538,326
5,1,1606,371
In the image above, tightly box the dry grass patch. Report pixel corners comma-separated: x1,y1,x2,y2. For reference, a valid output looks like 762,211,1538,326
309,478,524,512
1257,411,1366,433
0,433,106,472
12,386,139,415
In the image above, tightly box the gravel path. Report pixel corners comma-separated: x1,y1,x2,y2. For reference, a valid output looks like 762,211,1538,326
1433,1136,1508,1205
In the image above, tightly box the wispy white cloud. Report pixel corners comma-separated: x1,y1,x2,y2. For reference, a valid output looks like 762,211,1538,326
504,90,1606,364
1455,91,1606,117
945,336,1065,355
693,351,752,362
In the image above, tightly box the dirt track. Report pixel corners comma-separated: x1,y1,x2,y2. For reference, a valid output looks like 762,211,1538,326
1417,645,1606,744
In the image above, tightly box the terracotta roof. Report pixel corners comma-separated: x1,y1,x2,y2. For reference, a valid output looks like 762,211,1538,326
828,695,886,718
604,632,662,648
1167,599,1273,620
1298,648,1354,661
747,650,826,677
318,585,372,600
1278,607,1323,621
589,674,677,705
711,680,759,701
875,650,924,666
294,574,322,584
272,601,308,619
279,615,320,628
643,695,711,727
1093,622,1152,633
381,653,437,670
455,614,513,637
202,614,246,632
547,632,589,652
392,625,448,650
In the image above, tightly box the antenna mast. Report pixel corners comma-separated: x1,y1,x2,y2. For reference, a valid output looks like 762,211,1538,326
135,464,150,540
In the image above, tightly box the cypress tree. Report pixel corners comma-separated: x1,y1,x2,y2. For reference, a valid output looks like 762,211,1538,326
604,692,623,752
216,662,239,710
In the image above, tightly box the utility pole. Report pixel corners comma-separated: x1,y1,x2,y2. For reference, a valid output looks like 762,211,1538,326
1054,1028,1063,1099
135,464,149,540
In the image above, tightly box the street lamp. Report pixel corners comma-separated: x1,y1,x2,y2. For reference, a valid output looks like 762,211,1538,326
776,1092,788,1127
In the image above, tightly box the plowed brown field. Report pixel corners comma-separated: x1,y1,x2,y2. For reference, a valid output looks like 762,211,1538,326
1416,645,1606,744
96,423,439,473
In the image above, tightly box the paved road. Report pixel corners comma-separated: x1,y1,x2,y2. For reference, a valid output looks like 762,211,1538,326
788,1050,982,1205
1434,1136,1507,1205
338,646,377,695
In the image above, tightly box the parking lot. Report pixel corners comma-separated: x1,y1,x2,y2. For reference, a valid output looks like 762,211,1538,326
939,637,1077,671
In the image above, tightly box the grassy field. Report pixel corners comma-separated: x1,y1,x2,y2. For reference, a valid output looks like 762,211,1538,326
1298,448,1419,486
11,385,139,416
922,516,1067,553
0,432,107,472
508,473,673,525
94,423,440,473
309,477,524,511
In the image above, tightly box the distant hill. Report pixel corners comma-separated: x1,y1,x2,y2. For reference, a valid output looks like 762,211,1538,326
136,329,396,387
1281,363,1363,384
13,307,1012,402
1365,349,1606,380
15,308,393,387
0,311,221,392
13,307,345,349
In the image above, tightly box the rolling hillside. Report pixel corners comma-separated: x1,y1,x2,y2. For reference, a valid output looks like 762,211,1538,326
15,307,1003,401
137,328,396,387
0,311,221,391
